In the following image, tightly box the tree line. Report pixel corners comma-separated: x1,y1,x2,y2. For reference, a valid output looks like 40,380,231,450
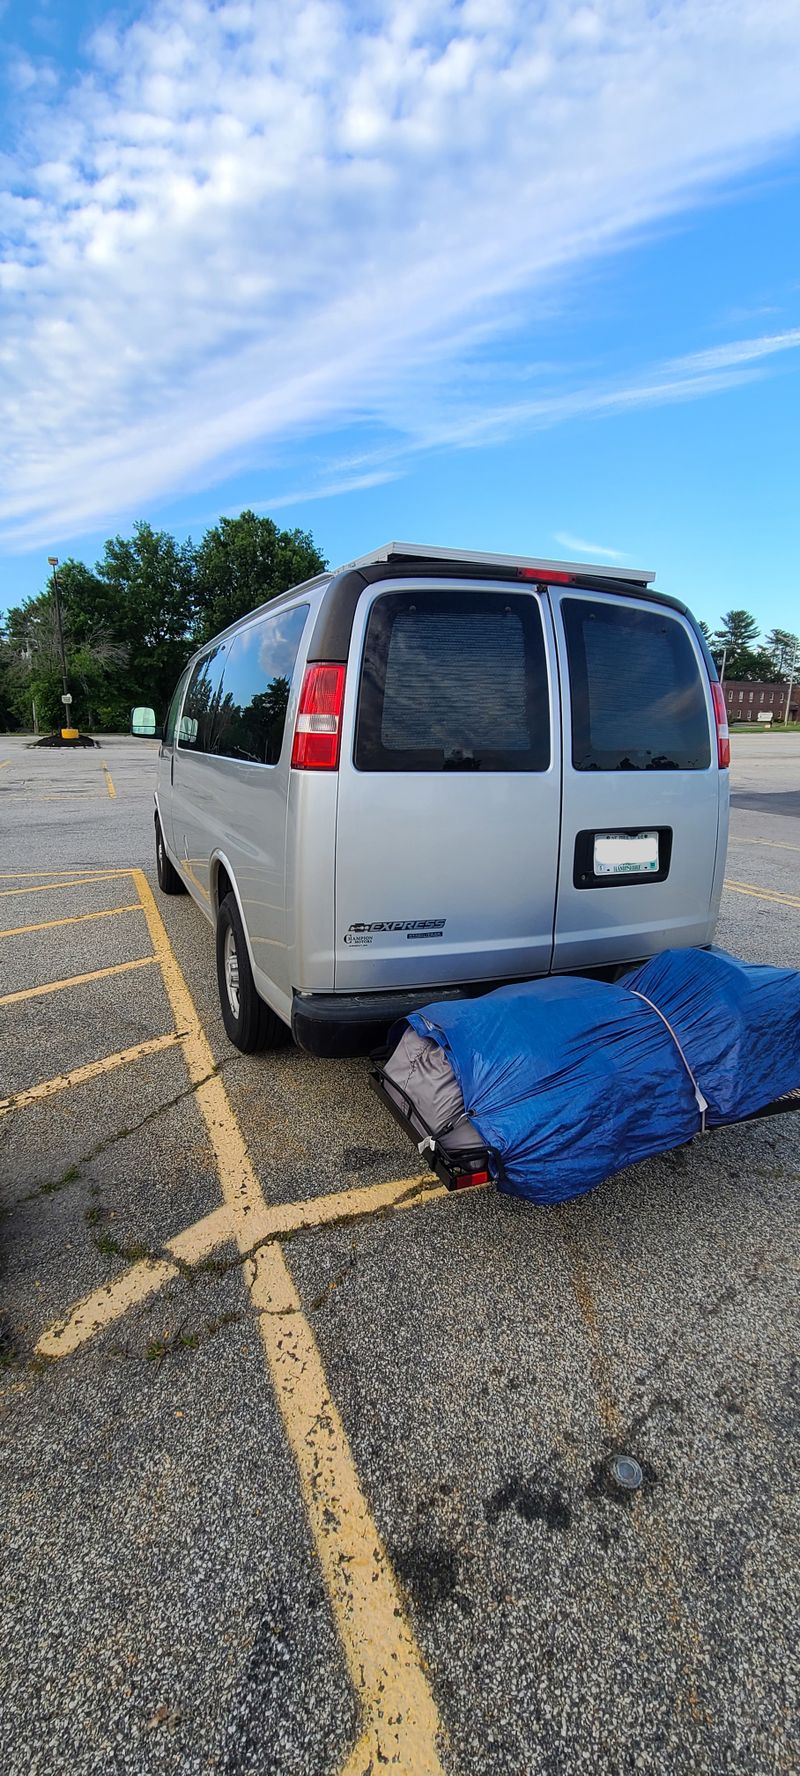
0,523,796,733
0,513,326,734
698,611,798,683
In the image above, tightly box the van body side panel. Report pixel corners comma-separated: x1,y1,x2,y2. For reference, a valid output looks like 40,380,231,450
709,775,730,926
333,578,562,991
550,590,723,971
286,773,338,992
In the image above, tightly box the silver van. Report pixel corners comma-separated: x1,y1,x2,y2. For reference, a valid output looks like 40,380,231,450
142,543,730,1056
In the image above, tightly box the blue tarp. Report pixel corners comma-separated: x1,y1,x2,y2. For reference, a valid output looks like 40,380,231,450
406,948,800,1204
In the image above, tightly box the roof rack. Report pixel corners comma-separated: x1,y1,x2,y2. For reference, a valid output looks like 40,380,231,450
335,541,655,587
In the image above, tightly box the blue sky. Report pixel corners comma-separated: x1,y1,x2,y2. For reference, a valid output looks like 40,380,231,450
1,0,799,641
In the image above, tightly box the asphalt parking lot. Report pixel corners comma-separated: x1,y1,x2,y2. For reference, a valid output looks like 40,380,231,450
1,733,798,1776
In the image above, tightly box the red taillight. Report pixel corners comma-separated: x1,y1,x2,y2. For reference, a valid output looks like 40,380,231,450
454,1169,490,1190
517,567,575,584
291,664,346,770
711,680,730,769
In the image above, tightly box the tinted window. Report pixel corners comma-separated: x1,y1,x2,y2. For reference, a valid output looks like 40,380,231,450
163,668,190,746
563,598,710,771
355,590,550,772
179,645,227,752
214,605,308,765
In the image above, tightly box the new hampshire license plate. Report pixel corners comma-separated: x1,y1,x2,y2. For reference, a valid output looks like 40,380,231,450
593,831,659,877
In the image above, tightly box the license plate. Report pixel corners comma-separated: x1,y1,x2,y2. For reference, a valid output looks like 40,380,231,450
593,831,659,877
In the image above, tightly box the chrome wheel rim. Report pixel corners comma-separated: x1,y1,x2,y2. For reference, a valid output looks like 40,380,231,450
223,925,240,1018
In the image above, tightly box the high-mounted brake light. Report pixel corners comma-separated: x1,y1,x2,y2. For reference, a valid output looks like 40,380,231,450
291,664,346,770
517,567,575,585
711,680,730,769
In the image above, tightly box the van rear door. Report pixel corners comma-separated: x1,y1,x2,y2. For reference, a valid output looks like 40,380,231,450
334,580,561,991
551,590,723,971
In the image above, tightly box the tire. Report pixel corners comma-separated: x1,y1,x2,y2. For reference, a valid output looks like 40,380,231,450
216,892,289,1053
155,816,187,895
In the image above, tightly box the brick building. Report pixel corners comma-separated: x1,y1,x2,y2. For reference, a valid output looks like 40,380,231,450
723,681,798,723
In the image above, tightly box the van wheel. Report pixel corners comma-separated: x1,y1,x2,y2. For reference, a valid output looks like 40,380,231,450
155,816,186,895
216,893,289,1053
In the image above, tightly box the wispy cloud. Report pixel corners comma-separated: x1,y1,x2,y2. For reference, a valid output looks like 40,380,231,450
2,0,800,549
553,534,627,562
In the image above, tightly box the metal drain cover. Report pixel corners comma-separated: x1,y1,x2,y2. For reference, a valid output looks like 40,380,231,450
611,1454,643,1491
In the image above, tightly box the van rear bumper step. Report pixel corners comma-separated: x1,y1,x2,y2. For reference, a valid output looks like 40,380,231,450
291,961,651,1056
291,981,513,1057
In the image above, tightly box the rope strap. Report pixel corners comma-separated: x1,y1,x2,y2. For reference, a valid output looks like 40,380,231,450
629,989,708,1134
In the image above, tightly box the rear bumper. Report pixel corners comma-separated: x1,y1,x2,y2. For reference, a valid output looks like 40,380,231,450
291,961,644,1057
291,980,511,1057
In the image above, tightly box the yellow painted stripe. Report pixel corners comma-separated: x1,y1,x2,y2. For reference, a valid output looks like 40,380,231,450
728,834,800,854
131,869,445,1774
252,1246,446,1774
36,1207,233,1359
33,1174,446,1356
0,760,9,769
0,903,143,939
0,955,157,1007
0,868,134,879
0,872,131,899
247,1172,447,1243
0,1032,180,1118
103,764,116,799
724,878,800,911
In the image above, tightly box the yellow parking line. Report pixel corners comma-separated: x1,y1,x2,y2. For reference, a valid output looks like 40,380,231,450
35,1174,447,1356
0,872,131,899
0,903,143,939
728,834,800,853
37,1206,233,1359
0,868,131,879
0,759,9,769
725,878,800,911
0,955,157,1008
103,765,116,799
131,869,446,1775
0,1032,181,1118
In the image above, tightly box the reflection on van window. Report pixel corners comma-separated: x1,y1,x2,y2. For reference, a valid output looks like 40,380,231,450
213,605,308,765
164,669,191,746
563,599,710,771
179,646,227,752
356,591,550,772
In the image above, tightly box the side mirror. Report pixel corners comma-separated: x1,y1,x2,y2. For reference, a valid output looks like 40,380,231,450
131,706,161,738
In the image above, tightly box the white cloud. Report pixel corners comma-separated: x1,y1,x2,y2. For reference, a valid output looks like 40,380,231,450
553,534,627,561
2,0,800,549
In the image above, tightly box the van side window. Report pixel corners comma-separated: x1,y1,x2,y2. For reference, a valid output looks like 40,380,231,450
563,598,711,771
163,668,191,746
213,605,308,765
355,590,550,772
179,645,227,752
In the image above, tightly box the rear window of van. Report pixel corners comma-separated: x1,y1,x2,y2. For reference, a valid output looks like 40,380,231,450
563,597,711,771
354,589,550,771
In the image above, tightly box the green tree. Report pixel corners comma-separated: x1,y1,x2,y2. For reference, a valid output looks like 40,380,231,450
712,609,761,678
732,646,783,682
192,511,326,643
96,522,196,718
764,628,799,678
3,564,131,731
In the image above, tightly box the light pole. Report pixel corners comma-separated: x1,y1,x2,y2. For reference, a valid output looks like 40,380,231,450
783,645,798,727
47,555,72,732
